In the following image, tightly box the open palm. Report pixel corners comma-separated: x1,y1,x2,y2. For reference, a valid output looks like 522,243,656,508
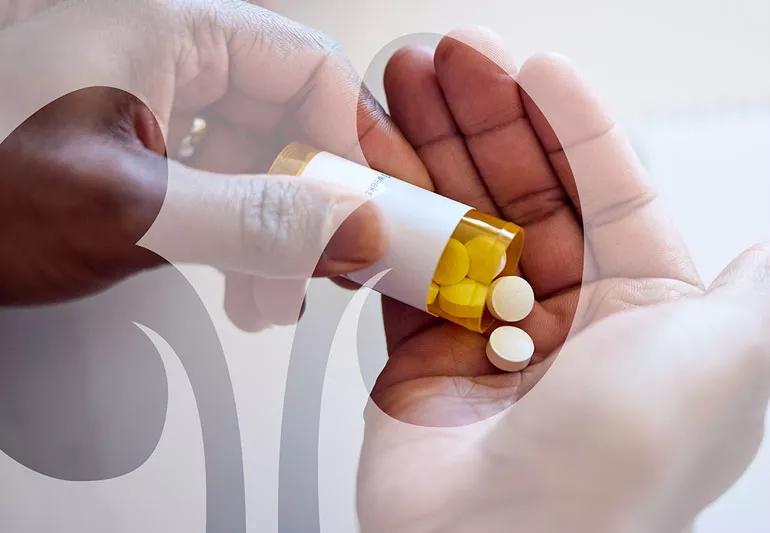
370,30,701,426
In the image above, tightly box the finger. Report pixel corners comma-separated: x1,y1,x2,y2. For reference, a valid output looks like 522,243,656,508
517,54,700,286
181,3,429,185
166,113,193,158
709,243,770,305
378,44,466,351
182,118,288,175
139,158,387,279
706,245,770,382
0,94,167,304
383,45,498,212
179,99,287,173
433,28,585,298
225,271,310,331
251,276,309,326
331,276,361,291
224,271,268,332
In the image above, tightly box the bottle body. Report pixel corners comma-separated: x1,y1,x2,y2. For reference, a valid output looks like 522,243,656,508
270,143,524,333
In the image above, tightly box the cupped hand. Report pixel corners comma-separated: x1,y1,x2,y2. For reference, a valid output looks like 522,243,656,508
360,244,770,532
358,29,770,533
370,29,701,426
0,0,425,327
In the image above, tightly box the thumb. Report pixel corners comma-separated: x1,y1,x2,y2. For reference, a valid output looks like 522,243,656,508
139,159,386,278
705,243,770,376
709,243,770,310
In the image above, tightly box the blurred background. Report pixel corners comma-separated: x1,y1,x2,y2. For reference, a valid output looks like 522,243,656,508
1,1,769,532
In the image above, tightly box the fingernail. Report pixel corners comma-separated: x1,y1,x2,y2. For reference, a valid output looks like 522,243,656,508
318,201,387,276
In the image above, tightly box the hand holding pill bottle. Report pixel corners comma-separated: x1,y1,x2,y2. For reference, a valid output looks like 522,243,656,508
270,143,537,370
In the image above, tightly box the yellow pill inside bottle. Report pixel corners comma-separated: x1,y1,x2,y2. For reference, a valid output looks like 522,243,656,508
438,278,489,318
426,282,440,306
428,211,524,332
465,235,508,284
432,239,470,286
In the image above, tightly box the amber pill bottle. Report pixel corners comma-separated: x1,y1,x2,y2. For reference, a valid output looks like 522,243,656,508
270,143,525,333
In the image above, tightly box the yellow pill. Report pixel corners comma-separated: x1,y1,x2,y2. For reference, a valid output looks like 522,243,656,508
465,236,508,284
438,278,488,318
432,239,470,286
426,282,439,306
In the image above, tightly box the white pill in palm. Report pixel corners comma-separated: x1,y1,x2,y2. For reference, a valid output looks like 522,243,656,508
486,326,534,372
486,276,535,322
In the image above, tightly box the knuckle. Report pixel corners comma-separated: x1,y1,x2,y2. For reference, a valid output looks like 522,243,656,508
299,26,341,56
303,29,347,77
257,6,341,58
194,0,235,43
242,179,307,255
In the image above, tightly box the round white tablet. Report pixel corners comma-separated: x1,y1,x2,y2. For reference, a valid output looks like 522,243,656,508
486,276,534,322
486,326,534,372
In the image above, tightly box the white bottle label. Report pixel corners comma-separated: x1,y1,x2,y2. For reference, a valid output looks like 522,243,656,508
300,152,471,312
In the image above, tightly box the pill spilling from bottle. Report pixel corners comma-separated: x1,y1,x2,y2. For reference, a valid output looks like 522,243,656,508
483,277,536,372
429,235,537,371
270,143,537,372
486,275,534,322
486,325,535,372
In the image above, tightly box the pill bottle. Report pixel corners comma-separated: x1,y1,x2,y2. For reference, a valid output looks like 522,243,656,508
269,143,525,333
